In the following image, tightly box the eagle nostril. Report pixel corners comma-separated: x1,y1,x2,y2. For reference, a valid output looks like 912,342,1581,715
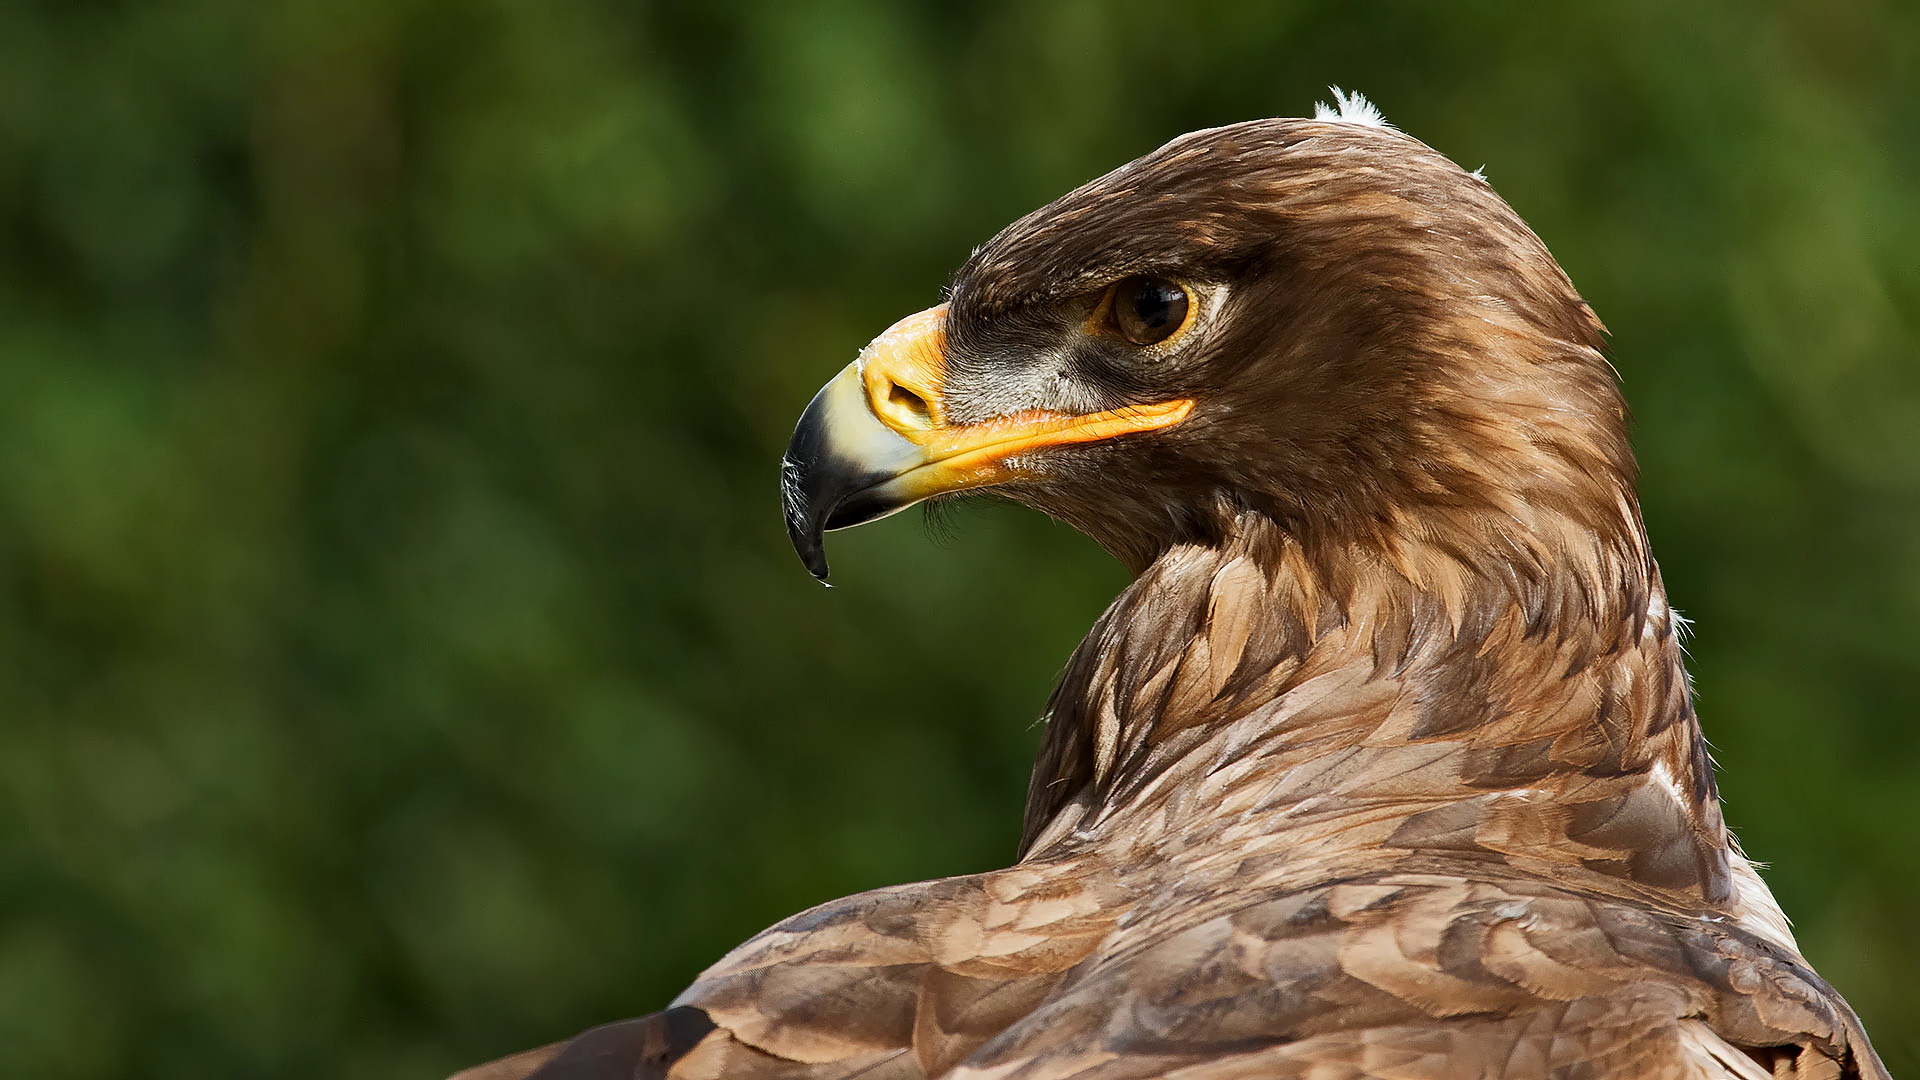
881,379,935,430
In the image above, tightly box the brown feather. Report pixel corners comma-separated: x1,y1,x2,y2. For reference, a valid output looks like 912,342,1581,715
454,112,1886,1080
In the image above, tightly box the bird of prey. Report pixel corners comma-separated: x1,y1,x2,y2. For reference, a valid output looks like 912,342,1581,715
454,94,1887,1080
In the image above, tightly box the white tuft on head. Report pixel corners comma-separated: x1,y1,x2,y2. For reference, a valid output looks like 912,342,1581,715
1312,87,1389,128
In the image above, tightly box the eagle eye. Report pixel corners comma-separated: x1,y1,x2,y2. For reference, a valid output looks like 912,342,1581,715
1105,275,1192,348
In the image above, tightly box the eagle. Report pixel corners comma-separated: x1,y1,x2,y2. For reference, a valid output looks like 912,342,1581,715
454,94,1887,1080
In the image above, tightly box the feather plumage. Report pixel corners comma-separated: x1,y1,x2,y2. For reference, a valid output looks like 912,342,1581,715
452,109,1886,1080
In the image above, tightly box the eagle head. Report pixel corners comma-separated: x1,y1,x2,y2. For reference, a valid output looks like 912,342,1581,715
784,112,1632,581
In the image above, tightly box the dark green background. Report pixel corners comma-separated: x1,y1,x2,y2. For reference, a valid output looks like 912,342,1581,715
2,1,1916,1076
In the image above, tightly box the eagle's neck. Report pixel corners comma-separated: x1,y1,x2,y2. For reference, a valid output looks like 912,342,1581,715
1022,507,1745,917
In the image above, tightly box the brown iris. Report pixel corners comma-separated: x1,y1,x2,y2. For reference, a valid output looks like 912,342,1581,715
1108,275,1191,346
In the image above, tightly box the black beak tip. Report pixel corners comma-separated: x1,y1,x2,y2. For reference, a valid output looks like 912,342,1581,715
795,530,831,582
780,454,832,582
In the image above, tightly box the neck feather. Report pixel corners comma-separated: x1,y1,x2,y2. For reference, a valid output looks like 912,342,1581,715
1020,506,1739,914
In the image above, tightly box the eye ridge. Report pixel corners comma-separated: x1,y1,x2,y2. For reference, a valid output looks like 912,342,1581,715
1107,275,1192,347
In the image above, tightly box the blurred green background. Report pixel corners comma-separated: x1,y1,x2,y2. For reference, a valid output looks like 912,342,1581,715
1,1,1916,1076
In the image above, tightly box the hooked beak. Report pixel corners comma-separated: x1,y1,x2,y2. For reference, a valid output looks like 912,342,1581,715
781,304,1193,580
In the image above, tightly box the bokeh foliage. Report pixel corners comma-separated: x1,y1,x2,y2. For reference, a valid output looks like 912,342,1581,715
1,1,1916,1076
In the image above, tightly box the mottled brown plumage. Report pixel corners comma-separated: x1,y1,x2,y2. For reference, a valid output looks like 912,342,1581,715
453,105,1886,1080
